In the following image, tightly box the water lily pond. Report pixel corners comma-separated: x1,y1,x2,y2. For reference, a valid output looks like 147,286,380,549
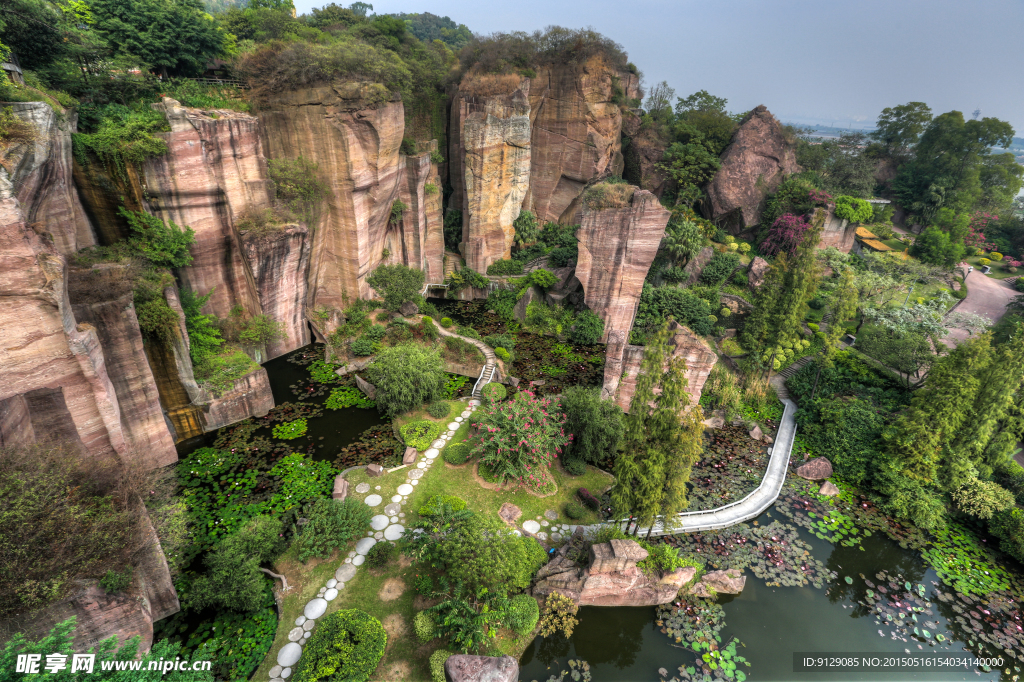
520,481,1024,682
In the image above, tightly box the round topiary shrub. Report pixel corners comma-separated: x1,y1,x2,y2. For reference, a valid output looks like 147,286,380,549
494,347,511,362
427,401,451,419
292,609,386,682
723,235,736,244
350,337,376,356
562,456,586,476
366,541,394,568
979,258,991,267
413,611,436,642
505,594,540,635
481,382,507,402
719,307,731,318
990,252,1004,261
443,442,471,466
565,501,587,519
429,650,453,682
737,242,751,254
707,315,717,324
440,317,454,328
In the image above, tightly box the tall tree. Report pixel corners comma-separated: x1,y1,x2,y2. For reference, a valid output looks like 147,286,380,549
612,322,705,536
869,101,932,161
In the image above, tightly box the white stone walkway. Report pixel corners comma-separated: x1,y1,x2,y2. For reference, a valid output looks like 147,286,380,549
266,399,482,682
429,319,498,397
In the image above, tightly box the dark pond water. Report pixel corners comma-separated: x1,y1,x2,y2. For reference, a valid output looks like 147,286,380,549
520,510,1008,682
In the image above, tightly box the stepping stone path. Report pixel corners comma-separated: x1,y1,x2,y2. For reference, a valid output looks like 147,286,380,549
267,399,479,682
522,520,541,534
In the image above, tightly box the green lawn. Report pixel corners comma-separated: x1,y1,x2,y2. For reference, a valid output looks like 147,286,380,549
256,399,614,681
880,238,907,251
964,255,1020,280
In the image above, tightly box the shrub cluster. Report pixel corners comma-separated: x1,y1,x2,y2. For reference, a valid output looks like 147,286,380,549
366,540,395,568
292,609,386,682
505,594,540,635
427,401,452,419
577,488,601,511
414,611,436,642
480,382,507,402
400,420,445,450
443,442,471,466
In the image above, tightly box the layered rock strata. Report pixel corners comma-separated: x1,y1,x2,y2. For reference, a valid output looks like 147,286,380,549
533,537,696,607
241,224,311,359
449,79,532,272
816,207,856,252
523,58,639,223
603,321,717,413
259,83,443,307
575,188,669,342
704,105,799,234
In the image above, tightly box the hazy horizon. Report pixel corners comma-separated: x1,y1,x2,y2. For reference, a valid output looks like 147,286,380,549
291,0,1024,139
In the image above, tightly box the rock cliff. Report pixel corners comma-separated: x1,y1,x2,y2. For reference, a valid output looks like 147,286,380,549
575,188,669,342
523,59,639,223
143,98,267,322
6,103,95,254
449,77,532,272
704,105,798,234
622,111,671,198
241,224,312,359
816,206,856,252
259,83,443,307
603,321,717,413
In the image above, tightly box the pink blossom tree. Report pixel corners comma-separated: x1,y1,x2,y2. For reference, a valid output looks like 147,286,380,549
761,213,812,256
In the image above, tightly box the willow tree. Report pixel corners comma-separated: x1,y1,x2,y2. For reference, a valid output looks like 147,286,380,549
612,322,705,536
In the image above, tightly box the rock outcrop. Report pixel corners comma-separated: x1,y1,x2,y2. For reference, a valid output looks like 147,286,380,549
240,224,311,359
260,83,443,307
747,256,770,288
688,569,746,597
6,103,95,254
523,58,639,223
622,111,671,198
797,457,833,481
445,655,518,682
449,77,532,272
603,321,717,413
816,206,857,253
203,369,274,431
704,105,798,234
68,266,178,468
576,188,669,343
533,537,696,607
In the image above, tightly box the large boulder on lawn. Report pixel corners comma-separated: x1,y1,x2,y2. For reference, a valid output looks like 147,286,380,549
399,300,419,317
445,654,518,682
796,457,833,481
331,475,349,500
366,463,384,477
402,446,417,465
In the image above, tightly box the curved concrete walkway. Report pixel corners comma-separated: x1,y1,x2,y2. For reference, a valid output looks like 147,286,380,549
430,319,498,397
945,267,1018,345
597,382,798,537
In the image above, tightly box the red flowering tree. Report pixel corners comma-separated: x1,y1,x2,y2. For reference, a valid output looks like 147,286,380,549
965,212,997,250
761,213,812,256
808,189,833,206
470,391,570,490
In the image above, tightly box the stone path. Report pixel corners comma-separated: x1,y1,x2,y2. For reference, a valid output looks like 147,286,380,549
591,379,798,537
266,399,482,682
431,321,498,397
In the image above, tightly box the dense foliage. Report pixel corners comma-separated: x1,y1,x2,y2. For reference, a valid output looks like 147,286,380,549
296,498,372,562
292,609,386,682
364,343,447,418
560,386,624,474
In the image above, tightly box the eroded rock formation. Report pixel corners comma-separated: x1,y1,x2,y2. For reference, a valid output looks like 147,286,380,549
533,537,696,607
241,224,311,359
523,58,639,223
603,321,717,413
445,655,519,682
449,77,532,272
575,188,669,343
817,206,856,252
259,83,443,307
704,105,799,234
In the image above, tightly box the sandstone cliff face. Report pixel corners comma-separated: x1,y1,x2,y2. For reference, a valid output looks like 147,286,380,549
143,99,267,321
259,83,444,308
241,224,311,359
816,206,856,252
575,188,669,343
602,321,717,413
68,266,178,469
0,120,131,463
622,112,671,198
704,105,798,234
524,59,639,223
203,369,274,431
449,81,532,272
5,103,95,254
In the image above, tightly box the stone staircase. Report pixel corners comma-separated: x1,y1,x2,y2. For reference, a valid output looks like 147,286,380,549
778,354,814,380
443,251,461,278
433,322,498,397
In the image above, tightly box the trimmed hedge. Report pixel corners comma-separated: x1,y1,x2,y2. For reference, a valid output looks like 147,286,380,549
577,487,601,510
444,442,471,465
414,611,436,642
427,401,452,419
419,494,467,516
481,382,507,401
291,609,385,682
505,593,540,635
429,650,453,682
400,420,444,450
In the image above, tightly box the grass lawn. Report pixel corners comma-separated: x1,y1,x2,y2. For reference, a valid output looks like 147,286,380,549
256,397,614,681
880,238,907,251
964,255,1020,279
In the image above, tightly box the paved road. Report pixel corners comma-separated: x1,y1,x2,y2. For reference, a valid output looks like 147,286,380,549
946,267,1018,345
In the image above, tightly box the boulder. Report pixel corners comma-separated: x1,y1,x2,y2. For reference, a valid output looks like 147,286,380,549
355,375,377,400
704,105,799,233
796,457,833,481
402,446,417,465
683,246,715,286
748,257,771,289
748,425,764,441
332,475,349,500
819,481,841,497
498,502,522,527
508,376,520,388
399,300,419,317
445,654,518,682
366,463,384,478
723,328,738,338
590,539,648,574
689,569,746,597
703,415,725,430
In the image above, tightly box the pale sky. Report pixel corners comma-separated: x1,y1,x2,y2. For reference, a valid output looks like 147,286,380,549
292,0,1024,137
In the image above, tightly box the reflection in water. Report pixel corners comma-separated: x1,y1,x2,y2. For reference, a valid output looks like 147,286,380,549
824,532,927,617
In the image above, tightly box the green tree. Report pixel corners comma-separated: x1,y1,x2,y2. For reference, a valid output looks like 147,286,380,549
663,212,706,264
239,314,285,347
797,133,877,197
512,209,539,246
119,207,196,268
183,515,285,613
90,0,229,77
364,343,446,418
613,322,704,535
657,132,721,207
367,263,426,311
560,386,624,473
869,101,932,161
180,288,224,365
742,252,789,354
910,225,965,268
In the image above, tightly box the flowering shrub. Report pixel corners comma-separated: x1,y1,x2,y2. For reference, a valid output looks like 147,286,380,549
1005,259,1022,268
761,213,811,256
808,189,833,206
470,391,569,489
965,212,997,250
